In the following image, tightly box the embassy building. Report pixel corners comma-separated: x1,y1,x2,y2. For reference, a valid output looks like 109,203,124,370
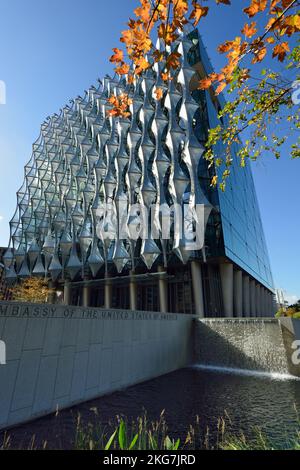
3,30,275,317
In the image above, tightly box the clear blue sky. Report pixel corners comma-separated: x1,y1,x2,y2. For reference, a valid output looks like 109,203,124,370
0,0,299,302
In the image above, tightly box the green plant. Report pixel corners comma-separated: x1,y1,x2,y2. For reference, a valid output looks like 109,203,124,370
220,428,274,451
74,410,180,451
104,420,139,450
72,410,300,451
2,409,300,450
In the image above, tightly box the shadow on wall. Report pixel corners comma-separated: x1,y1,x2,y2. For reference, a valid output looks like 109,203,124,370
193,319,298,375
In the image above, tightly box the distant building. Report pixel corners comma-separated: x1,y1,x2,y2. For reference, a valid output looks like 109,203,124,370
275,289,289,311
3,30,274,317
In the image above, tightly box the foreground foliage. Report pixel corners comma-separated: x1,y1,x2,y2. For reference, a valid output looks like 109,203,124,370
74,412,300,450
3,410,298,450
108,0,299,190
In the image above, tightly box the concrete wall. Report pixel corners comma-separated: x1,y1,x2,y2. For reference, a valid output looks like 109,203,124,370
0,302,193,430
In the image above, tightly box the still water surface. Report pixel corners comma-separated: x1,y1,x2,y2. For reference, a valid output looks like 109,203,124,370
1,366,299,449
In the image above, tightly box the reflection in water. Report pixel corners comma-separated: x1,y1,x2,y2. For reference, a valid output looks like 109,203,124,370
1,367,299,449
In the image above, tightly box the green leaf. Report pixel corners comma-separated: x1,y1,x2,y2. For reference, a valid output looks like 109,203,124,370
104,429,117,450
174,439,180,450
129,433,139,450
164,436,180,450
118,420,127,450
164,436,173,450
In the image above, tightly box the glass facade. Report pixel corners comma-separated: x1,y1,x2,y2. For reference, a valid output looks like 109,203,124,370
3,29,274,317
190,31,274,291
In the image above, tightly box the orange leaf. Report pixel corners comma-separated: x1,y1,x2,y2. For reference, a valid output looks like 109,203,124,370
115,63,130,75
241,21,257,38
158,23,179,45
134,0,151,24
215,82,226,95
189,3,209,26
108,94,116,105
134,56,150,75
153,50,164,63
120,29,133,46
272,42,290,61
155,87,164,101
198,77,213,89
284,14,300,32
217,73,226,81
218,40,234,53
110,48,124,63
166,51,182,70
244,0,267,17
252,45,267,63
161,72,170,81
107,93,132,119
174,0,189,17
216,0,231,4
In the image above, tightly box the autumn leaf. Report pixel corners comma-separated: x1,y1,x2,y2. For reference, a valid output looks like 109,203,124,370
120,29,133,46
174,0,189,18
127,74,135,84
218,40,234,54
221,61,236,80
153,50,164,63
215,81,227,95
284,14,300,33
216,0,231,4
156,2,168,22
252,45,267,63
134,56,150,75
239,68,250,82
107,93,132,118
154,87,163,101
158,23,179,45
110,48,124,63
190,3,209,26
211,175,218,187
281,0,294,8
219,72,227,82
265,16,278,31
115,63,130,75
134,0,151,24
198,77,213,89
241,21,257,38
161,72,170,81
272,42,290,61
108,95,119,106
244,0,268,17
166,51,182,70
